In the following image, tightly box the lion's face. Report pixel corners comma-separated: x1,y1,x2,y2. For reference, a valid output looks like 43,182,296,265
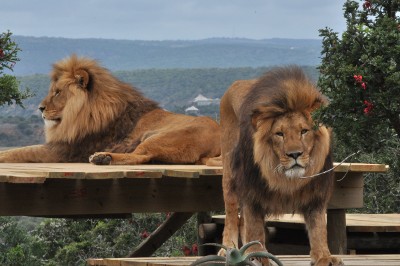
269,113,314,178
253,110,330,190
38,55,141,144
40,80,69,128
39,69,89,143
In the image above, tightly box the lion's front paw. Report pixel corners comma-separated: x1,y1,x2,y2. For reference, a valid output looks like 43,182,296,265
89,153,112,165
312,256,344,266
217,248,226,257
218,248,270,266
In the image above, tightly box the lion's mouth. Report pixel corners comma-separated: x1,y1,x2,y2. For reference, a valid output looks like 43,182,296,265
291,163,304,169
43,118,62,127
284,164,306,178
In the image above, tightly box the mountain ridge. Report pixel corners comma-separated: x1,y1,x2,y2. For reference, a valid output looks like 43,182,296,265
10,36,322,75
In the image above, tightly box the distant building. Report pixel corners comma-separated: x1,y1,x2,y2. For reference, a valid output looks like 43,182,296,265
185,106,199,115
192,94,220,106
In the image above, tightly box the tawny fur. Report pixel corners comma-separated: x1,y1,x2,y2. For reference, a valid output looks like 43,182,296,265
219,66,343,266
0,55,221,165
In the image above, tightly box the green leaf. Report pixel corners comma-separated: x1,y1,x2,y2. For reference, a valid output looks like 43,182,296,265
202,242,229,250
244,251,284,266
239,241,263,256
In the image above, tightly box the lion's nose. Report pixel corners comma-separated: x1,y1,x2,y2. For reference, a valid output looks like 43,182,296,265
38,106,45,113
287,152,303,159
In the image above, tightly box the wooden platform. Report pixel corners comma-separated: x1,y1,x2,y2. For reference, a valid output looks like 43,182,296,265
0,163,223,182
0,163,224,217
0,162,388,216
209,213,400,254
87,255,400,266
212,213,400,233
0,162,390,256
0,162,387,182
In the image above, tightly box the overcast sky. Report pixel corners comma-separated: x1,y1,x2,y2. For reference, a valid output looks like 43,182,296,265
1,0,347,40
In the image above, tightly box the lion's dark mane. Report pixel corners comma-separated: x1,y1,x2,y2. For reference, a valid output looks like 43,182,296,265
230,66,335,216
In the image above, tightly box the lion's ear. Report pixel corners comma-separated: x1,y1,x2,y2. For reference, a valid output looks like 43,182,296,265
309,96,328,113
251,109,262,129
251,107,271,129
74,69,90,89
251,105,281,129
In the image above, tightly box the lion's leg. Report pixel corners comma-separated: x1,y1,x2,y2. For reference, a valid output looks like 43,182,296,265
218,162,241,255
0,145,59,163
90,129,216,165
241,204,270,266
303,211,344,266
219,191,240,255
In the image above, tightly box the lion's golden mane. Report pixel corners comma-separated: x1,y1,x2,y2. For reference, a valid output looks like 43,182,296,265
45,55,149,144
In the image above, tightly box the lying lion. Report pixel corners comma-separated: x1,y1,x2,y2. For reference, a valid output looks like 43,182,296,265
0,55,221,165
219,66,343,266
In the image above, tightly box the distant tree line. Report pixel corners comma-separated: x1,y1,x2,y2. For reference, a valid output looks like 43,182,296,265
0,66,318,147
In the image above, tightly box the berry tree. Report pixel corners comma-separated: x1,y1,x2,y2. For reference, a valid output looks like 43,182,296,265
0,30,31,106
317,0,399,152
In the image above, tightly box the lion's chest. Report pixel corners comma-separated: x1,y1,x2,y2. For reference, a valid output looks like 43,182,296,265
243,178,325,215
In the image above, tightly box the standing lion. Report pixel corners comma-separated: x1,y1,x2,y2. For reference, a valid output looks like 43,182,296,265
0,55,221,165
219,66,343,265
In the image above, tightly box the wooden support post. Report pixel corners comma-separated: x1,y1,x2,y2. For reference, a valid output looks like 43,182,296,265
327,209,347,255
197,212,215,255
128,212,194,257
198,223,218,255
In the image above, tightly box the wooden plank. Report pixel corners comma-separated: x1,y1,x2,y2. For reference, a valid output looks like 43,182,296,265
346,213,400,232
125,171,163,179
87,255,400,266
0,163,224,181
213,213,400,233
4,171,47,183
0,162,388,180
333,163,389,173
48,171,86,179
85,171,125,179
162,170,199,178
0,175,224,216
330,172,364,209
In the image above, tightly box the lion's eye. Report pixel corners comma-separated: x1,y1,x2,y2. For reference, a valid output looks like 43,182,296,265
301,129,309,135
276,132,284,137
54,90,61,97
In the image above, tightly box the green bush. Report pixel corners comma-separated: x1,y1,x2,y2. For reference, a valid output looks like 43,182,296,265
0,30,32,107
317,0,400,213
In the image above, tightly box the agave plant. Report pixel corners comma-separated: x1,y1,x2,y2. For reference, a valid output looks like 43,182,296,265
191,241,283,266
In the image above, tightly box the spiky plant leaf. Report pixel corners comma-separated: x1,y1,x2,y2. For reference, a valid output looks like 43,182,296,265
244,251,283,266
238,241,263,256
226,248,243,264
202,243,230,251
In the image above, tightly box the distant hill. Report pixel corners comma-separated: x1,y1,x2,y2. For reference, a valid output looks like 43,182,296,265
0,36,321,146
1,66,319,118
10,36,322,75
0,66,319,147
